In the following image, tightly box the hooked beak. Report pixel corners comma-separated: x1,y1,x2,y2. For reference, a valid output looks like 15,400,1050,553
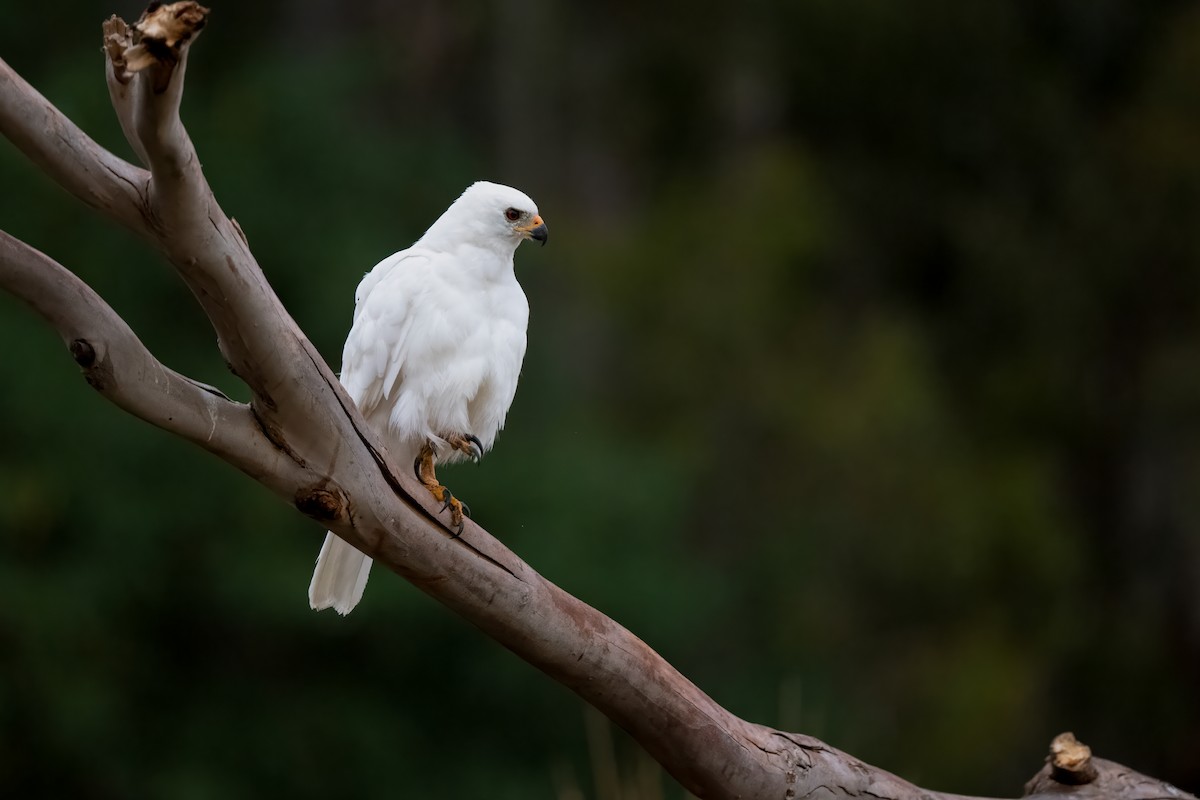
517,214,549,246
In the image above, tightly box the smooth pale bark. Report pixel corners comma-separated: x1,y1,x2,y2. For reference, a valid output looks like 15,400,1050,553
0,5,1191,799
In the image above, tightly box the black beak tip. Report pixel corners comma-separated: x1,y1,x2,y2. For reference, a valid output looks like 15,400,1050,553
531,223,549,246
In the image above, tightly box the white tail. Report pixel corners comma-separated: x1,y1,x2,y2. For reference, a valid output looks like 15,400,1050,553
308,533,373,615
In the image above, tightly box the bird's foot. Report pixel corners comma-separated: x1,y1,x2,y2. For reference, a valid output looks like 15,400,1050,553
428,483,469,535
446,433,484,463
414,440,472,536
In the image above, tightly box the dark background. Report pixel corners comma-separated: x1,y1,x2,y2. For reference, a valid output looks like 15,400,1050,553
2,1,1198,797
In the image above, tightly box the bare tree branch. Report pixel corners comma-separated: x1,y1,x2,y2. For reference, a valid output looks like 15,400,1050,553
0,230,308,491
0,5,1192,799
0,56,149,238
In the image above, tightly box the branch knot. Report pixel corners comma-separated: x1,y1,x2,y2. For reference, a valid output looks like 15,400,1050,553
296,485,347,523
69,338,96,368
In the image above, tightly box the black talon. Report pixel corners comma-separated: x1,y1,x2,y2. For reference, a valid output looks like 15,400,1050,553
451,520,465,538
440,489,454,512
460,501,471,519
413,456,423,482
465,434,483,463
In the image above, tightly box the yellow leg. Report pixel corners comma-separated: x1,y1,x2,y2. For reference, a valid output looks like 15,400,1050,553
414,442,467,533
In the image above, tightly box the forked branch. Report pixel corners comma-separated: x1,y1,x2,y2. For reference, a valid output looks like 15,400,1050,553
0,5,1191,799
0,230,306,489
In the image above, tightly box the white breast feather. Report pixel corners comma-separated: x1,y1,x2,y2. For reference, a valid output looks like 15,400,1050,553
339,243,529,466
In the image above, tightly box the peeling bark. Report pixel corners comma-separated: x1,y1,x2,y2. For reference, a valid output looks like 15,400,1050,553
0,6,1192,799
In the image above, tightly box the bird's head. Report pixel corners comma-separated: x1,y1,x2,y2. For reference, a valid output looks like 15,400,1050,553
428,181,548,253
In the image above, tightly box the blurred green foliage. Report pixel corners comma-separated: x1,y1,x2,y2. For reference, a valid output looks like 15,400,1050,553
3,1,1199,797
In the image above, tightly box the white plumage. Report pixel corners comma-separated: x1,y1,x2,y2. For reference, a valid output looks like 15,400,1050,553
308,181,547,615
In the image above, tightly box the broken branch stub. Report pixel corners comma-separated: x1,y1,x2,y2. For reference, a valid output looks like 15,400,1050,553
1049,732,1099,786
104,2,210,82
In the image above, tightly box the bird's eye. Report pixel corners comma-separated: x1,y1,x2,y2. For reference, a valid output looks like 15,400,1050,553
504,208,521,222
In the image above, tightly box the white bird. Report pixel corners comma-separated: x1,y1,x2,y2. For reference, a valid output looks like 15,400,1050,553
308,181,547,615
